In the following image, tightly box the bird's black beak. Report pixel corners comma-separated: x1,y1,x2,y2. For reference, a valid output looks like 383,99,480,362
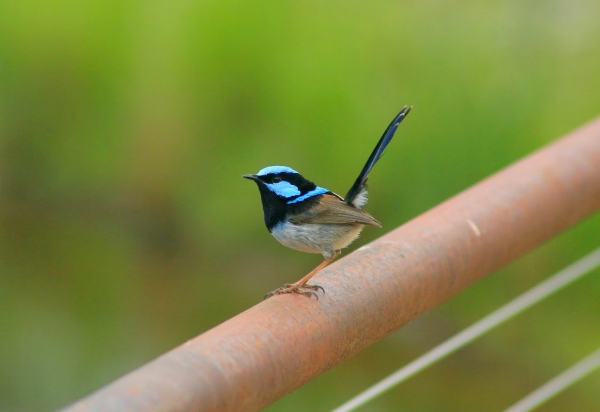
242,174,259,182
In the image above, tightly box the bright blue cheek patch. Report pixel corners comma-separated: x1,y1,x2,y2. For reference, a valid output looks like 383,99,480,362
266,181,301,198
288,187,329,204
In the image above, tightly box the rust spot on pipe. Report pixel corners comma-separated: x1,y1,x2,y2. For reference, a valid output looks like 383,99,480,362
61,118,600,412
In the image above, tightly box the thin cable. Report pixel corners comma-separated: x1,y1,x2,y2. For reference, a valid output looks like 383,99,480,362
331,247,600,412
503,346,600,412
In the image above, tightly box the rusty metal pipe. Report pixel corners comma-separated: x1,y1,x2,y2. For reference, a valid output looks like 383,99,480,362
62,117,600,412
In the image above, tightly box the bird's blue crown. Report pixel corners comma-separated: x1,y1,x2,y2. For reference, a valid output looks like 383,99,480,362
257,166,299,176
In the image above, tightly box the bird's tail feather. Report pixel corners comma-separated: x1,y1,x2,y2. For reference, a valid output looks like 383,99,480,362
344,106,412,205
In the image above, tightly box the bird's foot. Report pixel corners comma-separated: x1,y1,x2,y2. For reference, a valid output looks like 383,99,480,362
264,283,325,300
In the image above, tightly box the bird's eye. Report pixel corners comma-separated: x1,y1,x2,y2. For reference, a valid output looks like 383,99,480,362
272,176,282,183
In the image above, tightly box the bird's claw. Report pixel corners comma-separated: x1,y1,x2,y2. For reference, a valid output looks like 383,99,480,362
263,283,325,300
304,283,325,294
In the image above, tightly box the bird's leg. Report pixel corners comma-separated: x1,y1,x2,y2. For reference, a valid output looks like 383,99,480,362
264,251,340,300
295,255,335,288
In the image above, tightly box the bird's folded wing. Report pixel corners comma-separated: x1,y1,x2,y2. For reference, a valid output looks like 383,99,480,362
289,194,381,227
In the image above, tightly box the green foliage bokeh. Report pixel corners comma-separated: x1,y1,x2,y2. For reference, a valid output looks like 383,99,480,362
1,1,599,411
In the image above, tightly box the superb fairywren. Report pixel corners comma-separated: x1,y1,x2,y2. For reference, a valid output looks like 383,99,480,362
244,106,411,299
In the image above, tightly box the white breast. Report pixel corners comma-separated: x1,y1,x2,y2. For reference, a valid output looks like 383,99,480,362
271,221,364,259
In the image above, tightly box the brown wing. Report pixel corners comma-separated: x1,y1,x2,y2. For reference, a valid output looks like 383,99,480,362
288,193,381,227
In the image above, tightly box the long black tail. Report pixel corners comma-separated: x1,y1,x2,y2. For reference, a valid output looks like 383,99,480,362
344,106,412,205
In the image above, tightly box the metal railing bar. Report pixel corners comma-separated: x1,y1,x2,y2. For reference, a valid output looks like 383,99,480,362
332,247,600,412
503,346,600,412
61,117,600,412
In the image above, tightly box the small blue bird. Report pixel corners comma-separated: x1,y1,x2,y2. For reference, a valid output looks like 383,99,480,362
244,106,411,299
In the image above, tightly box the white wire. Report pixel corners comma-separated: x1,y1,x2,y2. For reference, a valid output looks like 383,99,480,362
331,247,600,412
502,346,600,412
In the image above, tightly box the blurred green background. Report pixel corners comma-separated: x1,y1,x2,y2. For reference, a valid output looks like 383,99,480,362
1,0,600,411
